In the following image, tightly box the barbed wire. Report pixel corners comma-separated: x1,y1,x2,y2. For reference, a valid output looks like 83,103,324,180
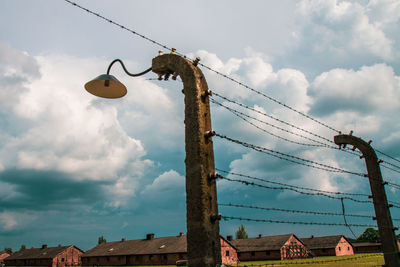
212,92,334,144
381,160,400,171
381,163,400,175
341,197,357,239
217,175,372,204
63,0,400,189
63,0,343,135
376,149,400,164
211,95,369,161
214,133,366,177
218,203,375,219
221,215,376,227
216,169,369,197
210,98,330,148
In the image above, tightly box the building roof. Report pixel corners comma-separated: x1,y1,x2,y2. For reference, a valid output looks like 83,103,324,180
5,245,82,260
83,235,188,257
300,235,351,249
83,234,236,257
230,234,297,252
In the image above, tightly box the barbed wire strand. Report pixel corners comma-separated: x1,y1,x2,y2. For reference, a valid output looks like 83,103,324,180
221,215,376,227
341,198,357,239
216,169,369,197
212,92,334,144
215,133,366,177
63,0,400,182
218,203,376,219
376,149,400,164
211,98,330,148
218,175,372,204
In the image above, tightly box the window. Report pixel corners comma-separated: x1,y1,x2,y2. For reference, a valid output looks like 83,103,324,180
225,250,230,257
251,251,255,257
149,255,153,261
163,254,167,260
265,251,270,256
339,247,341,251
135,255,141,261
61,258,65,263
106,257,110,262
347,247,350,251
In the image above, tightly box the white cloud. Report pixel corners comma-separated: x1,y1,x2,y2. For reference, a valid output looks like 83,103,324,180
309,63,400,116
142,170,185,196
297,0,395,60
0,211,36,231
0,51,151,181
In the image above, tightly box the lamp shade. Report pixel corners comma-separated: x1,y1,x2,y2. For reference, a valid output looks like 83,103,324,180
84,74,127,98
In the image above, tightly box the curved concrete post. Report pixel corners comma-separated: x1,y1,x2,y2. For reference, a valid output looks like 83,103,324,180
152,54,221,267
334,134,400,267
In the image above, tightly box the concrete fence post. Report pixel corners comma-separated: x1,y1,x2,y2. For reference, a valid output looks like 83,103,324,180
152,53,221,267
334,134,400,267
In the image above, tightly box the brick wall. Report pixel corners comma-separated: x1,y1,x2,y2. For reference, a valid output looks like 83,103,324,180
0,253,10,263
52,246,83,267
220,238,238,265
335,237,354,256
281,235,309,260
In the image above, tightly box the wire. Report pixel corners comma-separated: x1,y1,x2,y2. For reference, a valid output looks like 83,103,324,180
211,95,364,159
217,175,372,204
381,163,400,175
214,133,366,177
221,215,376,227
341,198,357,239
216,169,370,197
211,98,329,148
63,0,342,136
212,92,334,144
218,203,375,219
376,149,400,164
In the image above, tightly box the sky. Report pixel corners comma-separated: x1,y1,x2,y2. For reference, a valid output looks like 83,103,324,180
0,0,400,252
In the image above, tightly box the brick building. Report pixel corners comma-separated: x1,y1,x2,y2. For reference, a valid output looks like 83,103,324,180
301,235,354,257
4,245,83,267
0,251,10,264
352,242,382,253
81,233,238,266
230,234,310,261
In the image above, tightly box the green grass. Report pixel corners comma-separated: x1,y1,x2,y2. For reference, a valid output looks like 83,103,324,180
78,254,384,267
232,253,384,267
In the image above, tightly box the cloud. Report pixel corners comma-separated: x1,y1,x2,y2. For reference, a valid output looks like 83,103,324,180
0,169,106,211
0,50,149,182
141,170,185,201
296,0,395,61
308,63,400,116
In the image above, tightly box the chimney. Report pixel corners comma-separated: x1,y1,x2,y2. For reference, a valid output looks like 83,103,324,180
146,233,154,240
310,235,314,239
258,234,262,238
121,238,126,242
42,244,47,249
58,244,62,247
227,235,233,241
179,232,184,237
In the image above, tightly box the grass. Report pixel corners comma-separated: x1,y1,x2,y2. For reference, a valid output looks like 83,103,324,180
233,253,384,267
79,254,384,266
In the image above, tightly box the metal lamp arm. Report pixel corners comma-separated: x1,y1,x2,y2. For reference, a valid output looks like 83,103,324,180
106,59,152,77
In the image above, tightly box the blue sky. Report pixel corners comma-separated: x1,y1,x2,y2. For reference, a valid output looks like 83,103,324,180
1,0,400,251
